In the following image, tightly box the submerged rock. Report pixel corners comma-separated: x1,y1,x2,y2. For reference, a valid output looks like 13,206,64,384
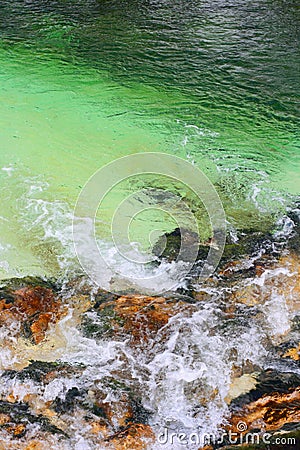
286,206,300,254
0,238,299,450
224,369,300,448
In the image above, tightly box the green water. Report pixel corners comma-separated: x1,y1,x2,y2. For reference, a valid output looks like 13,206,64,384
0,0,299,278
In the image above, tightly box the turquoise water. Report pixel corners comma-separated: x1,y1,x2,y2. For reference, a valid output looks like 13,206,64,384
0,0,299,279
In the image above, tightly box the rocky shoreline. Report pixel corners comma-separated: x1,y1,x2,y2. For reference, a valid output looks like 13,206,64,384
0,223,299,449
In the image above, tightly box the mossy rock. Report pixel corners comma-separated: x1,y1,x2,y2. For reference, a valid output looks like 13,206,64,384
0,400,67,437
52,387,83,414
152,227,210,262
100,377,151,425
152,227,274,268
2,360,85,384
231,368,300,409
87,377,152,426
0,276,59,294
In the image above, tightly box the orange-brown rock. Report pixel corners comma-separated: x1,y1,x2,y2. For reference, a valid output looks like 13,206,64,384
283,344,300,361
106,423,154,449
6,423,26,437
86,420,154,449
0,437,65,450
219,260,242,278
229,387,300,434
0,413,10,426
93,294,194,344
0,286,64,344
0,442,42,450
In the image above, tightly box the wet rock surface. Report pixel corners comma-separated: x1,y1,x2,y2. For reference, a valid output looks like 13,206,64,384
0,231,299,449
0,357,154,449
0,279,64,344
81,293,196,346
0,399,67,437
2,360,85,385
214,367,299,449
152,226,276,268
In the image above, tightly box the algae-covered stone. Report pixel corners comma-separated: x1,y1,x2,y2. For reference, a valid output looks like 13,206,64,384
82,293,196,345
88,376,152,429
152,226,275,268
231,369,300,408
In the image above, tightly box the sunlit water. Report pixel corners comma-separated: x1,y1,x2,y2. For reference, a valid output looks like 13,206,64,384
0,0,299,448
